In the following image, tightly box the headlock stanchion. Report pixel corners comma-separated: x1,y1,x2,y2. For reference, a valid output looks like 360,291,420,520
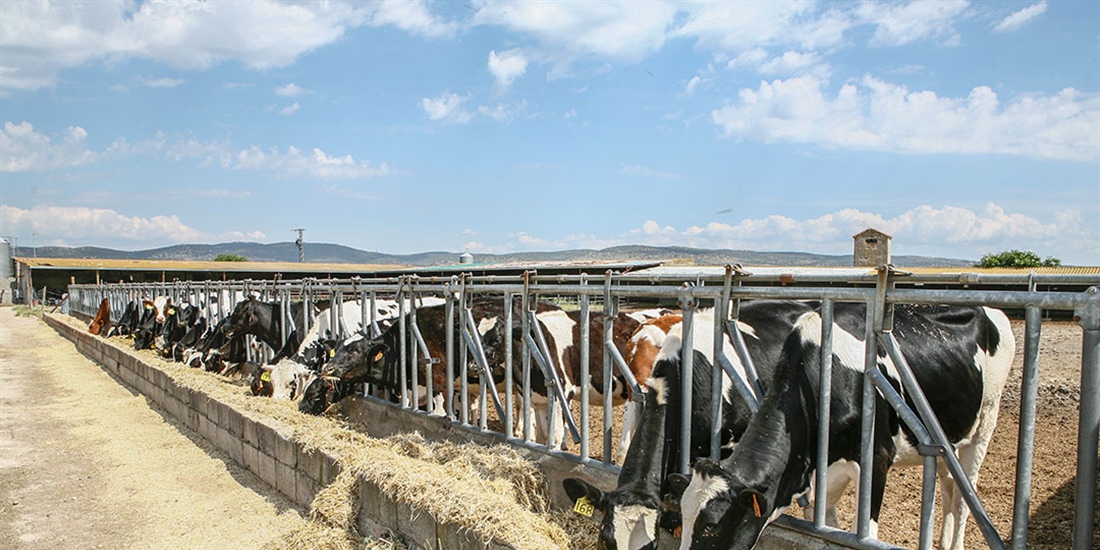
65,269,1099,550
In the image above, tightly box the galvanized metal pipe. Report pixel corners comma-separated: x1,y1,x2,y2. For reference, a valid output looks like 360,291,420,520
1073,291,1099,550
1011,305,1043,550
813,299,834,529
678,289,695,474
857,302,877,540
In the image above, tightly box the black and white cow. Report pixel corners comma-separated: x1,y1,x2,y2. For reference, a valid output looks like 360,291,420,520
563,301,816,550
672,303,1014,550
133,296,171,350
105,300,141,338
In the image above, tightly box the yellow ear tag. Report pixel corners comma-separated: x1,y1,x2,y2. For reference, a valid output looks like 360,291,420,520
751,494,762,518
260,371,271,382
145,304,153,310
329,349,336,358
573,495,595,517
373,351,384,362
167,307,176,315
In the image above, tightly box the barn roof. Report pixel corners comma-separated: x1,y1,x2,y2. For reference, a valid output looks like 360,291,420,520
16,257,407,273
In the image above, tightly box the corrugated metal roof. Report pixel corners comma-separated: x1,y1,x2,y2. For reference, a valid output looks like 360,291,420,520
15,257,407,273
902,266,1100,276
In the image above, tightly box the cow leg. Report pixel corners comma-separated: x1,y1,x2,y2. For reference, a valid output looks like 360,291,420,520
803,459,859,529
939,401,1002,550
530,402,566,451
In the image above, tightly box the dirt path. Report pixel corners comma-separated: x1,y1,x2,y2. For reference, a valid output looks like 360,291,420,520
0,307,311,550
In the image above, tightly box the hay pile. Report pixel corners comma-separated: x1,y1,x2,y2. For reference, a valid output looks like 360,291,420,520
56,313,597,549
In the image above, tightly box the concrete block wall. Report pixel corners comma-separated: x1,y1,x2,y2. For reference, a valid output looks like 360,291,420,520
44,315,516,550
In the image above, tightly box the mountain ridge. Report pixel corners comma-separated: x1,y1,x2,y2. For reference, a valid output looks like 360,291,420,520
13,242,976,268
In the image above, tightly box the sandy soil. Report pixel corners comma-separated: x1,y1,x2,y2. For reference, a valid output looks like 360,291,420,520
0,307,311,550
1,307,1096,549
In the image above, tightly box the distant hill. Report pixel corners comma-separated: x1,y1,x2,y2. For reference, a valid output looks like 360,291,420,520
13,242,975,268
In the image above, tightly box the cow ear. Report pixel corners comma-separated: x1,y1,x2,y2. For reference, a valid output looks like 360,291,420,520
562,478,607,511
739,489,768,518
666,473,692,499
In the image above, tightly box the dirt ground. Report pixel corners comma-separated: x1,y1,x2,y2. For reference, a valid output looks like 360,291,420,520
0,307,313,550
1,306,1097,549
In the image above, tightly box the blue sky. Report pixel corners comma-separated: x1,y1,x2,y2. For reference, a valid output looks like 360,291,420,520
1,0,1098,265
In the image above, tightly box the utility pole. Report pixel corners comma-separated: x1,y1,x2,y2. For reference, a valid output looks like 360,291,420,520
292,228,305,262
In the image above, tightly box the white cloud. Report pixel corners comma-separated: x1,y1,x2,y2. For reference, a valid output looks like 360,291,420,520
488,49,529,91
993,2,1048,33
139,76,185,88
474,1,676,64
2,122,391,179
276,83,307,97
0,0,455,94
855,0,969,47
620,164,682,180
0,121,97,171
231,146,390,179
478,99,528,122
279,102,301,116
676,2,853,56
610,204,1095,264
712,76,1100,161
0,204,208,245
759,51,829,78
463,204,1096,265
420,92,474,124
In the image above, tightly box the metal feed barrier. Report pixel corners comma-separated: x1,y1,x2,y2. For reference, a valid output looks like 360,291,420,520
68,267,1099,550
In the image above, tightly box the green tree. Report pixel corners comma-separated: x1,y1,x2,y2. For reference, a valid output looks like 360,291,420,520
214,253,248,262
977,249,1061,268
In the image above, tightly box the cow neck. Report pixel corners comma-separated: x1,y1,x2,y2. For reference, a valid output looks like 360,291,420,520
718,344,818,516
617,391,667,498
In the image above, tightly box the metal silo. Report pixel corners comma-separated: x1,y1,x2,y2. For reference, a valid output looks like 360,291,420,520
0,238,12,279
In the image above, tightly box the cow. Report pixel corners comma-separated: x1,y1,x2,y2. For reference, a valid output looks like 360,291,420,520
616,312,683,464
672,303,1015,550
219,297,315,358
105,300,143,338
133,297,170,350
504,307,671,451
562,300,816,550
88,298,112,336
155,302,200,359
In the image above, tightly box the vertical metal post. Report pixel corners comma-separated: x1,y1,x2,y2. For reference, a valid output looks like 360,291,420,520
521,272,533,442
504,291,514,437
813,298,834,528
398,279,408,409
578,273,590,461
444,281,455,420
459,277,470,425
1073,288,1099,550
857,300,878,539
1011,305,1043,549
678,285,696,474
602,272,616,463
710,283,729,462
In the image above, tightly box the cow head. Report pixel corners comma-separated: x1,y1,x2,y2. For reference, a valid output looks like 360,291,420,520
563,478,661,550
220,297,267,340
671,459,772,550
258,361,314,400
322,333,392,386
